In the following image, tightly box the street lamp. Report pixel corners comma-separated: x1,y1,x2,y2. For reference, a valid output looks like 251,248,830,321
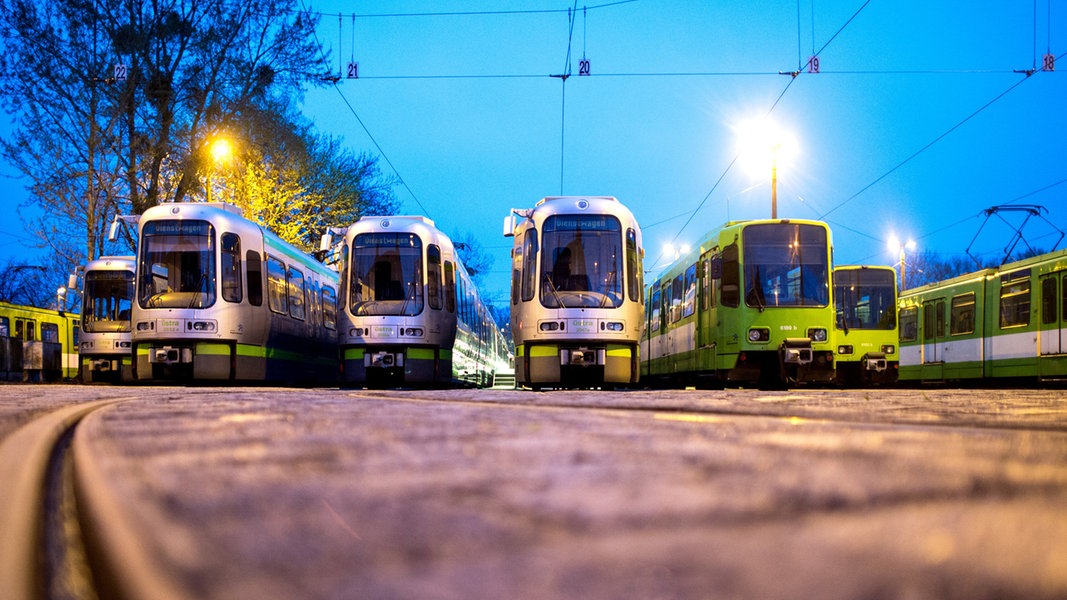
888,235,916,290
738,119,796,219
205,136,233,203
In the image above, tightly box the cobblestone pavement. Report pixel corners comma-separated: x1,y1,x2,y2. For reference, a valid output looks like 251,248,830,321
3,385,1066,599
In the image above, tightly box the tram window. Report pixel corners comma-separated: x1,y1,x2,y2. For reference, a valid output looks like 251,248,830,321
521,229,537,302
1062,276,1067,323
923,301,944,340
626,228,640,302
999,280,1030,328
900,307,918,342
288,267,305,320
428,245,442,310
322,286,337,330
444,262,456,313
1041,277,1057,325
649,287,661,333
0,316,8,337
221,233,242,303
950,293,975,335
720,244,740,308
682,264,697,318
266,257,287,314
338,242,349,312
246,251,263,307
41,322,59,343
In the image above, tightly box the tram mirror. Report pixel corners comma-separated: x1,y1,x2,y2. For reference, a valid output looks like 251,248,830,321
710,257,723,279
107,220,120,242
319,232,332,251
503,215,516,237
67,274,77,290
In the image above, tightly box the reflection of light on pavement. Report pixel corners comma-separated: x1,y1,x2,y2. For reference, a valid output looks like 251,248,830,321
654,413,725,424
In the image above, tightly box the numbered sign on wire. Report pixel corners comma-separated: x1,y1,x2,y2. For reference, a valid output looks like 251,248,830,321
114,64,128,82
579,59,590,77
347,62,359,79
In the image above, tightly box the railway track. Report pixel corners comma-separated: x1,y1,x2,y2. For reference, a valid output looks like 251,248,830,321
0,398,185,600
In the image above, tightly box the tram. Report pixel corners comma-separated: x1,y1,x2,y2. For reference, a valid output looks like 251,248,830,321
335,215,509,387
832,265,899,385
0,301,80,381
504,196,644,389
78,256,135,383
641,219,835,388
130,202,339,384
898,248,1067,383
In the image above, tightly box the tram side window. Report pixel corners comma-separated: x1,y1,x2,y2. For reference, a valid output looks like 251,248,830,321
444,262,456,313
521,229,537,302
246,251,263,307
221,233,242,303
720,243,740,308
428,244,442,310
950,293,975,335
682,264,697,318
899,307,918,342
923,301,943,341
999,280,1030,328
266,257,287,314
649,287,661,333
16,319,35,341
288,267,306,320
0,316,8,337
626,228,640,303
41,322,59,343
322,286,337,330
1041,277,1058,325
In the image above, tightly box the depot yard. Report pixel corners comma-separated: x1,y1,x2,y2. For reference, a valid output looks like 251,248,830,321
1,385,1065,600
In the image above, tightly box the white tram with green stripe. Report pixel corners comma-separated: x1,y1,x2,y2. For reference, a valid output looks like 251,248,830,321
898,248,1067,383
337,216,509,387
79,256,135,382
131,202,339,383
504,197,644,390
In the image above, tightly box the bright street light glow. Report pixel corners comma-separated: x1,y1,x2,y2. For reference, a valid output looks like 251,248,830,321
209,137,233,163
736,118,797,179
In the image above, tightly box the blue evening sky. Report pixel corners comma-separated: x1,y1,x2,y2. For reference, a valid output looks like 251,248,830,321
2,0,1065,307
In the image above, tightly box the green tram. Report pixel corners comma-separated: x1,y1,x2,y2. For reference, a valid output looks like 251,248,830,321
898,248,1067,383
641,219,836,388
832,265,899,385
0,300,80,381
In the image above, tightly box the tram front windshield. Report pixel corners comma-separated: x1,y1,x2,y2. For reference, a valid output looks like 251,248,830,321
540,214,624,309
138,220,216,309
350,232,424,316
83,270,134,332
834,269,896,330
743,223,829,308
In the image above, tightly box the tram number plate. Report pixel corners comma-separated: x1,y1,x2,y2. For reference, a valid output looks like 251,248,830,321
569,319,596,334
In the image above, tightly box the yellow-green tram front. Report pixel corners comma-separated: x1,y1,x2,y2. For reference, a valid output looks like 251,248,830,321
832,265,899,385
642,219,835,389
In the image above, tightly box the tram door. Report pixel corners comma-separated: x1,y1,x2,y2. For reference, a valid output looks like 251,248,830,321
1038,271,1067,377
921,298,945,380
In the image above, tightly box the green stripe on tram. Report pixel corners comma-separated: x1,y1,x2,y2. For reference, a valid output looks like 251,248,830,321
407,348,436,361
529,345,558,358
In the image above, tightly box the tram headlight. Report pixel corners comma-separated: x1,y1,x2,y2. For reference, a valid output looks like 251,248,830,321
747,328,770,343
838,344,854,355
136,321,155,331
403,327,424,337
881,344,895,354
539,321,562,332
603,321,624,332
188,320,217,332
808,327,827,343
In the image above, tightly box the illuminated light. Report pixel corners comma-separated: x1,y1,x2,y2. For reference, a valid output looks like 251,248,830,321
540,321,560,332
881,345,895,354
808,327,827,342
604,321,624,331
838,345,853,355
747,328,769,343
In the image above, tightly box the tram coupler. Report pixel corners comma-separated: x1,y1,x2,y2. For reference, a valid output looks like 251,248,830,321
779,338,814,365
862,352,888,372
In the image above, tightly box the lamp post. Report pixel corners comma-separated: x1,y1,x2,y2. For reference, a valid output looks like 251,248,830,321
738,120,795,220
206,136,233,203
889,236,916,290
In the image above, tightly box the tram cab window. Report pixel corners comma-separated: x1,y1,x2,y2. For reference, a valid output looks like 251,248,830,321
626,228,641,303
720,244,740,308
521,229,537,302
138,220,216,309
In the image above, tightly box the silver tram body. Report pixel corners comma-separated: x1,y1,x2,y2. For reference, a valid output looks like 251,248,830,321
504,196,644,389
79,256,135,382
337,216,508,387
131,202,339,384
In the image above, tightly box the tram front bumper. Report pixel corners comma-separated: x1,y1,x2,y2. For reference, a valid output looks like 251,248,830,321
780,338,814,365
150,346,194,364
